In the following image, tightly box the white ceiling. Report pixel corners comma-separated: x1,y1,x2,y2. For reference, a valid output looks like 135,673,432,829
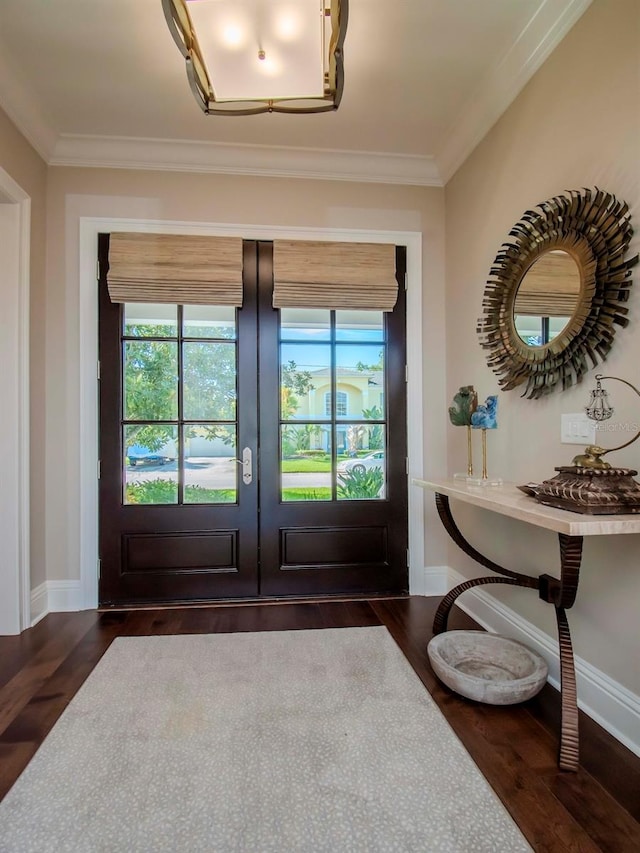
0,0,592,185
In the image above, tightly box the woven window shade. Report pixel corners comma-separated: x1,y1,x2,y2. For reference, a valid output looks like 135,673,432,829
273,240,398,310
106,233,243,306
513,251,581,317
513,293,579,316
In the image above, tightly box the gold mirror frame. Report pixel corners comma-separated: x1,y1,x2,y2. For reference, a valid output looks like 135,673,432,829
477,188,638,399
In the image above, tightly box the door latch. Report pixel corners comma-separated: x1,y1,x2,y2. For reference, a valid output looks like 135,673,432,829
234,447,253,485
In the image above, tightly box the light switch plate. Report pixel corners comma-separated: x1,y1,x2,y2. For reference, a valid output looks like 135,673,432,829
561,413,596,445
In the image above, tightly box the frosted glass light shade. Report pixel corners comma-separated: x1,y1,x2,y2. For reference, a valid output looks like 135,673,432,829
162,0,348,115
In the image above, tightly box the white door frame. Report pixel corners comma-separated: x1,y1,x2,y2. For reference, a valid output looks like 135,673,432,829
0,168,31,633
78,217,424,609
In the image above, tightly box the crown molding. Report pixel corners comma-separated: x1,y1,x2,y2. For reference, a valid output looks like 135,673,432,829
50,135,443,187
435,0,594,184
0,0,592,187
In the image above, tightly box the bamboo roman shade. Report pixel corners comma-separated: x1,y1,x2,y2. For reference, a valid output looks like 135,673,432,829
106,233,243,306
514,251,582,317
272,240,398,310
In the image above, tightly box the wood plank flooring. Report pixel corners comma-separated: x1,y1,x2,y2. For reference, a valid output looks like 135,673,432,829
0,596,638,852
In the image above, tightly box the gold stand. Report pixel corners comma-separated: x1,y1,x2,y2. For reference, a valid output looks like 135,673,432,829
453,425,475,481
468,428,503,486
481,429,488,479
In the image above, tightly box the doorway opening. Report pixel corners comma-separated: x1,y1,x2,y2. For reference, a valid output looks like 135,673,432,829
98,237,408,605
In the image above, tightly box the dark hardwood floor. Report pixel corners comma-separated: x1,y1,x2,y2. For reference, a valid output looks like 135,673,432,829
0,596,638,852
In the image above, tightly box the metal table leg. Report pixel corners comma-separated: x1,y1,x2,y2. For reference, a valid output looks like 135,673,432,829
432,492,583,771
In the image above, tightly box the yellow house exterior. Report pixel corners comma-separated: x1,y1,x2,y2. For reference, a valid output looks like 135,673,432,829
296,367,383,419
288,367,384,454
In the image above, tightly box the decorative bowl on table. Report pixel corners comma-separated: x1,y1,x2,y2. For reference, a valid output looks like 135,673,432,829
427,630,548,705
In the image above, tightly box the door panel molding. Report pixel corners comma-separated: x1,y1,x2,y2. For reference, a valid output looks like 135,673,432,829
280,526,389,568
78,216,424,610
123,531,238,573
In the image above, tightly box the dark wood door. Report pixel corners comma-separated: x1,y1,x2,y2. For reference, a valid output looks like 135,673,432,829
257,241,408,596
98,237,407,605
98,235,259,604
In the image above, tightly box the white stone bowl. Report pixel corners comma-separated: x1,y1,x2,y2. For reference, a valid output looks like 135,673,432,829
427,631,549,705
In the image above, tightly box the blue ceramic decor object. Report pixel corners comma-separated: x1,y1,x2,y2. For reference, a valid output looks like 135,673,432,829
471,395,498,430
468,395,502,485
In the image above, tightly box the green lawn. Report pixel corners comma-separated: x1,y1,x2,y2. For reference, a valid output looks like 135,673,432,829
281,455,373,473
281,487,332,501
126,479,236,504
281,458,331,473
184,488,235,504
126,479,377,504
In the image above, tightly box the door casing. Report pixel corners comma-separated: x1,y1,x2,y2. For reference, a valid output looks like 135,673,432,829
0,168,31,633
98,238,409,603
77,216,425,610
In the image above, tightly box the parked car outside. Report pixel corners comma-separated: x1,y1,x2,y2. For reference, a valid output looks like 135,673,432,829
338,450,385,475
127,444,173,467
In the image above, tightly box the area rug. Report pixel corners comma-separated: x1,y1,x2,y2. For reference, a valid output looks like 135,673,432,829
0,627,531,852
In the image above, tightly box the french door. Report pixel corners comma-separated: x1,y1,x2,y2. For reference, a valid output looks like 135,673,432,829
98,236,407,605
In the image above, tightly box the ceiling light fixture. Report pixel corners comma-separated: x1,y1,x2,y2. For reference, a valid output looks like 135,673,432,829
161,0,348,116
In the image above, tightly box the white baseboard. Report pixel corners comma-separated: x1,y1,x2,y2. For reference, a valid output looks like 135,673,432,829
447,568,640,759
30,582,48,626
30,580,83,626
419,566,449,597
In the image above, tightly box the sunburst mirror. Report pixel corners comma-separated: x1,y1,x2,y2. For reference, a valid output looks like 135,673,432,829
477,188,638,399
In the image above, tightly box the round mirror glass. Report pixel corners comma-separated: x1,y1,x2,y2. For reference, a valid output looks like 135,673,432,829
513,250,582,346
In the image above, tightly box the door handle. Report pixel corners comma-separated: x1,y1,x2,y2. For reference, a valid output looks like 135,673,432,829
234,447,253,485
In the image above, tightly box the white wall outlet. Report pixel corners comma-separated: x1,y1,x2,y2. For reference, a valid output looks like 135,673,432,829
560,413,596,445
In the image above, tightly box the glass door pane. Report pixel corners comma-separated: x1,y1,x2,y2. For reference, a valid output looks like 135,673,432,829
279,316,332,502
278,309,387,502
281,424,331,501
124,424,178,505
122,302,238,506
184,425,237,504
122,307,179,506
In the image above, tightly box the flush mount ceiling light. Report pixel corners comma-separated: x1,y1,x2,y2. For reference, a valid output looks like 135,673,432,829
161,0,348,115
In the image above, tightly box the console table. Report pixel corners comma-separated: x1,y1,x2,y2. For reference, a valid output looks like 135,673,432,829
414,478,640,771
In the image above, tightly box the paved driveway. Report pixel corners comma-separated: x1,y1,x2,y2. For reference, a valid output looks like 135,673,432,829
126,457,331,489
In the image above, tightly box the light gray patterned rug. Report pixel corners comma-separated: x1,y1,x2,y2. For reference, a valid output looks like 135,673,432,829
0,627,531,853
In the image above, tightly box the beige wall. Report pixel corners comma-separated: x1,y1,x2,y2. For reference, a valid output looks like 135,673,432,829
44,167,447,583
0,106,48,591
444,0,640,692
